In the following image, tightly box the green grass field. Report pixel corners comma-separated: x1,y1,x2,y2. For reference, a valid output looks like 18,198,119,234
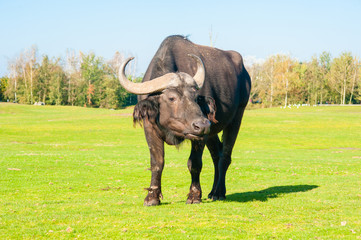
1,103,360,239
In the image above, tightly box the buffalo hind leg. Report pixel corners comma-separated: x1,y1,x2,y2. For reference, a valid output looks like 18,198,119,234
206,135,223,199
143,119,165,206
186,141,205,204
212,108,245,200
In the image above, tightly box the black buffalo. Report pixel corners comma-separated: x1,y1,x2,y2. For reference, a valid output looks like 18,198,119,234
118,35,251,206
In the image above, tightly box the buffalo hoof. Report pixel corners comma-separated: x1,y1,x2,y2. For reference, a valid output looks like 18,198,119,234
144,187,163,206
186,197,202,204
212,195,226,201
144,198,160,206
186,186,202,204
209,190,226,201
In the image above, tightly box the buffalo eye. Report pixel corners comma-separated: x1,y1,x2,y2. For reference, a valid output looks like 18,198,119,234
168,97,176,102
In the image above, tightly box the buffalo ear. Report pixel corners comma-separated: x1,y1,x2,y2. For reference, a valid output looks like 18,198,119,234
133,95,160,126
197,96,218,124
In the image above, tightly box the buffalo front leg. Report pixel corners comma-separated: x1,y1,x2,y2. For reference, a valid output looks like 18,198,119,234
206,135,223,199
212,108,245,200
186,141,205,204
143,119,165,206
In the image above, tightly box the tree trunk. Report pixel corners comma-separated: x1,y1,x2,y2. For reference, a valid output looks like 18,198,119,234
269,65,274,108
349,64,357,104
284,78,288,107
30,61,33,104
14,78,17,102
342,79,346,105
22,66,28,103
270,83,273,107
68,78,71,105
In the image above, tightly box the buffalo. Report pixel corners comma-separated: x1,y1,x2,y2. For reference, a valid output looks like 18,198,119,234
118,35,251,206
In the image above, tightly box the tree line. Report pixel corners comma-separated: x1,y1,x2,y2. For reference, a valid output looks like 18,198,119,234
1,47,360,108
247,51,361,107
0,46,138,109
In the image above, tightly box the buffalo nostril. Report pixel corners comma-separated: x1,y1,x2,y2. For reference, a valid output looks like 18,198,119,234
192,119,211,134
192,122,201,131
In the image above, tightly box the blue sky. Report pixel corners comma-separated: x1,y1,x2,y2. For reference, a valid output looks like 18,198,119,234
1,0,360,76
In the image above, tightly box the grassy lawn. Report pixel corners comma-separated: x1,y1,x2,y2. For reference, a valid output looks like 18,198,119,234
1,103,360,239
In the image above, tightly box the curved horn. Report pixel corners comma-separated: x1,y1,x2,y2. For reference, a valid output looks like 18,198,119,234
118,57,177,95
188,54,205,89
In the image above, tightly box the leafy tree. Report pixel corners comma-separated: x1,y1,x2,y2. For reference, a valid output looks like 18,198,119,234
247,62,263,104
79,52,106,107
329,52,354,104
36,55,51,103
35,56,67,105
304,57,322,105
319,52,331,104
272,54,299,107
253,54,299,107
257,55,276,107
0,77,9,101
291,62,308,104
349,57,360,104
5,60,19,103
356,60,361,103
47,58,67,105
99,75,120,109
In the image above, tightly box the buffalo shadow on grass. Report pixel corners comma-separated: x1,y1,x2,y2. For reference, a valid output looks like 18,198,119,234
225,185,319,203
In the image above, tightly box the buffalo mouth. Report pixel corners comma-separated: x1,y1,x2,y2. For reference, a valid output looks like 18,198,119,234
163,118,211,142
171,131,206,141
183,127,210,140
184,133,206,141
170,130,208,142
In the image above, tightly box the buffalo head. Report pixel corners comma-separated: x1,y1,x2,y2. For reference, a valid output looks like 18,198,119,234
118,55,215,145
